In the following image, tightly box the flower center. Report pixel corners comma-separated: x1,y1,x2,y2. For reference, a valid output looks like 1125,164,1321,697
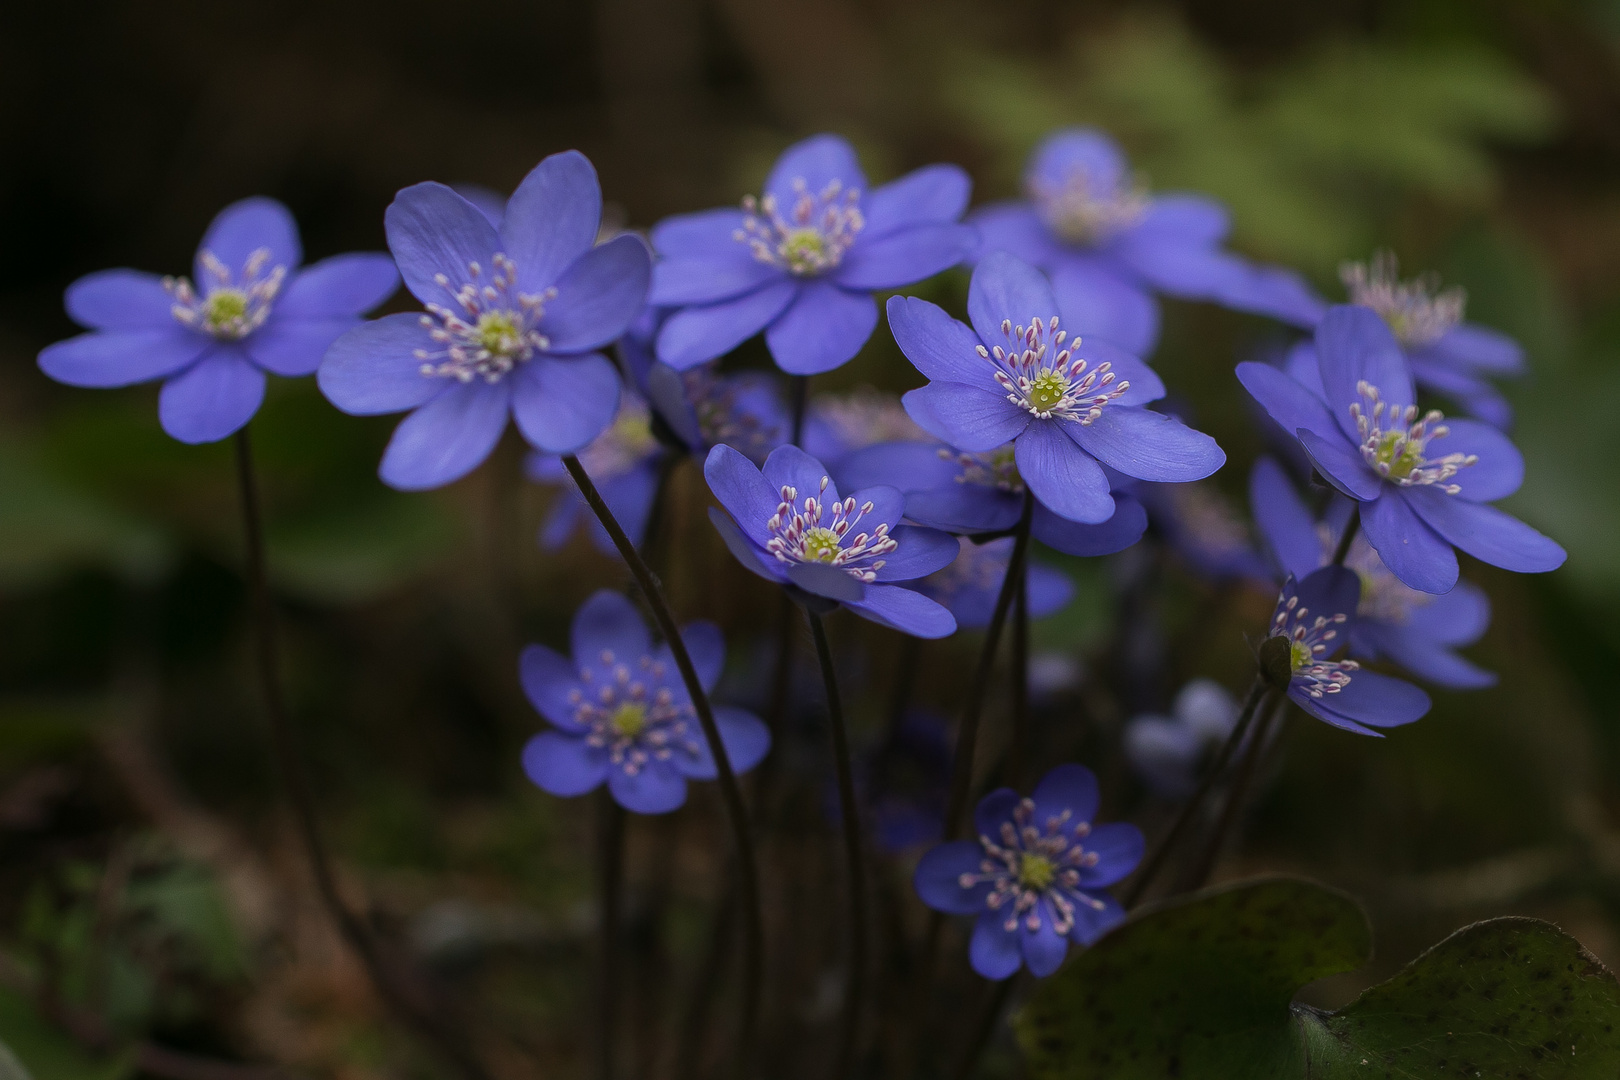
1029,169,1149,246
979,316,1130,423
578,397,659,479
945,445,1022,492
956,797,1105,936
165,248,286,340
735,178,864,276
609,702,648,739
1340,252,1465,347
1349,381,1477,494
1268,590,1357,700
764,474,896,584
567,650,702,776
415,253,556,383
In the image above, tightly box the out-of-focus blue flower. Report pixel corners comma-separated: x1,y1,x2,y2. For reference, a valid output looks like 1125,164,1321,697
40,198,399,444
911,536,1075,630
800,387,934,465
1124,679,1238,799
1230,251,1525,429
913,763,1142,979
519,590,770,814
1265,567,1431,737
1250,457,1494,689
528,389,663,554
703,444,960,638
1132,479,1271,586
833,437,1148,557
970,129,1308,356
891,252,1225,526
649,134,977,376
319,151,650,490
1237,306,1563,595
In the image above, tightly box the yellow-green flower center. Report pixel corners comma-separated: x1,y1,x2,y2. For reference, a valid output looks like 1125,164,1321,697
1290,639,1314,671
476,310,525,357
609,703,648,739
1028,368,1069,413
1018,851,1056,891
203,290,250,331
1372,431,1425,481
801,526,842,563
781,228,827,274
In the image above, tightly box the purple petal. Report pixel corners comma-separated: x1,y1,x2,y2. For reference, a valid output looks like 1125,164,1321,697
847,483,906,532
974,789,1021,838
537,234,651,353
678,620,726,692
523,732,607,797
1075,822,1143,887
703,444,781,546
1031,496,1147,556
1404,487,1566,575
197,197,302,279
1074,339,1166,407
787,562,865,601
1065,406,1224,484
1028,129,1127,197
765,281,878,376
1298,429,1383,502
1030,763,1100,826
246,316,357,377
651,208,750,258
873,524,960,582
1026,562,1076,619
1436,418,1522,502
650,252,781,306
1125,194,1230,247
385,182,502,307
1209,256,1327,328
1249,456,1321,580
886,295,993,384
65,270,176,330
1016,421,1113,524
903,383,1030,453
577,462,659,552
863,164,972,236
970,913,1024,980
1021,904,1070,977
845,584,957,638
1386,639,1496,690
1421,322,1525,375
608,760,688,814
1408,358,1512,429
1315,669,1430,729
708,507,790,584
1290,690,1381,736
451,183,508,229
1316,305,1413,436
1235,360,1342,445
1068,892,1126,946
519,644,587,731
501,150,603,293
914,842,990,915
277,254,400,318
969,203,1065,267
967,252,1059,345
835,224,976,290
832,439,958,494
656,280,798,370
1110,235,1231,298
1049,261,1160,356
157,347,265,443
765,134,867,210
908,483,1023,534
1292,565,1361,621
378,379,510,490
39,328,209,388
317,312,443,415
763,443,841,508
1360,491,1458,595
678,705,772,779
1404,579,1491,644
510,353,621,453
572,589,652,663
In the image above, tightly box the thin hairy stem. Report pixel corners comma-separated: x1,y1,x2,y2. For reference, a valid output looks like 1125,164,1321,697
1122,678,1268,909
790,374,810,446
1332,504,1361,567
807,610,868,1080
1175,695,1289,894
1008,561,1031,789
233,430,489,1080
597,793,626,1080
563,454,763,1078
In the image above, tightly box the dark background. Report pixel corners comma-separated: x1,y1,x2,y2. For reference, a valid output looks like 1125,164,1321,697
2,0,1620,1077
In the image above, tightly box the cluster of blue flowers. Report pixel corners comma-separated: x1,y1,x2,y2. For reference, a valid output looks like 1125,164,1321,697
41,128,1565,982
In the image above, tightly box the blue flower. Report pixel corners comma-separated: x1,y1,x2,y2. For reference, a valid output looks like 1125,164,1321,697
520,590,770,814
1250,456,1495,689
1131,479,1272,586
890,252,1225,525
318,151,651,490
1265,567,1431,737
528,388,664,554
39,198,399,444
648,134,977,375
1237,305,1564,595
800,387,935,465
1124,679,1241,799
703,443,961,638
913,763,1142,979
969,128,1294,357
910,536,1075,630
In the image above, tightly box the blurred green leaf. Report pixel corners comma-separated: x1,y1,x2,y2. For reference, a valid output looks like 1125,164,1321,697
266,492,458,605
1018,876,1620,1079
0,987,130,1080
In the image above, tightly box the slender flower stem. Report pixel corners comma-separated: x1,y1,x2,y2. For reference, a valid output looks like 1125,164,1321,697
562,454,763,1079
597,793,626,1080
1008,561,1031,789
806,609,868,1080
1331,504,1361,567
232,430,489,1080
941,491,1035,842
1121,678,1269,909
790,374,810,446
1175,695,1288,894
950,976,1016,1080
